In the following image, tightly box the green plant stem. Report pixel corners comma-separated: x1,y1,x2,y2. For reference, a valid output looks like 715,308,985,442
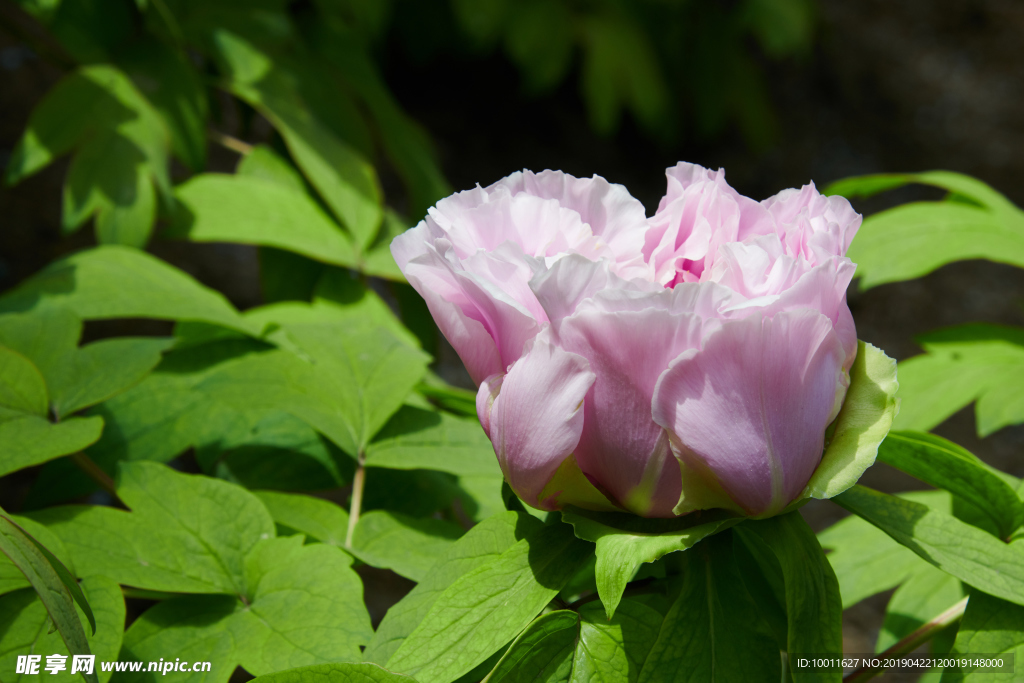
69,452,118,499
207,129,254,155
344,451,366,550
842,596,969,683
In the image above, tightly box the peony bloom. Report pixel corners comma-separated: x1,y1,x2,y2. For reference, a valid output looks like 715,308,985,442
392,164,897,518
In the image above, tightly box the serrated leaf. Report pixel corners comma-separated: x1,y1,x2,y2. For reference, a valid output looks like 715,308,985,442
0,516,96,683
736,512,842,680
561,507,739,619
835,485,1024,608
636,531,781,682
364,511,543,666
387,522,593,683
171,174,358,268
891,324,1024,437
485,610,578,683
351,510,464,582
877,431,1024,539
29,461,274,594
0,246,258,336
0,575,124,683
943,591,1024,682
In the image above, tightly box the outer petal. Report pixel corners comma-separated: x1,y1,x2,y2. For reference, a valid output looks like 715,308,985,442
399,239,541,384
477,332,596,510
559,289,720,517
652,309,847,516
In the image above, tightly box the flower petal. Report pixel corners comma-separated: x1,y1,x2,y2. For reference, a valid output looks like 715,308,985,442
478,332,596,509
652,309,847,516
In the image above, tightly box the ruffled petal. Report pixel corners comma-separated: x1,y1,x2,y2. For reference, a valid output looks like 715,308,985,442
652,309,847,516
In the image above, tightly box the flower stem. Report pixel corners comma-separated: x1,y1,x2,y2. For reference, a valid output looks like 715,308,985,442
207,129,254,156
344,451,366,550
842,596,969,683
70,452,118,499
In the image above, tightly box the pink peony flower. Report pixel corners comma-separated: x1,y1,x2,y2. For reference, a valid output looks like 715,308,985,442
392,163,895,518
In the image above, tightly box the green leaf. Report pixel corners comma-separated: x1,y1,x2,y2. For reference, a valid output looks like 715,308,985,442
237,145,307,193
253,491,348,546
6,65,170,246
636,532,781,682
736,512,843,680
351,510,464,582
828,171,1024,289
364,511,544,666
50,338,171,418
232,536,372,673
876,563,962,653
80,338,271,467
307,29,451,220
835,485,1024,608
0,415,104,479
0,246,259,336
365,406,500,477
485,610,578,683
387,522,593,683
200,323,430,456
215,33,383,250
0,307,171,419
944,591,1024,681
818,499,929,609
117,594,240,683
6,65,166,189
0,515,74,596
0,346,49,415
0,575,124,683
361,210,410,282
250,663,417,683
877,431,1024,539
117,539,371,681
119,42,209,172
3,513,96,635
63,128,158,247
204,413,353,492
849,200,1024,288
29,461,275,594
561,506,739,619
803,341,900,501
574,600,663,683
171,174,359,268
0,516,96,683
891,324,1024,437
